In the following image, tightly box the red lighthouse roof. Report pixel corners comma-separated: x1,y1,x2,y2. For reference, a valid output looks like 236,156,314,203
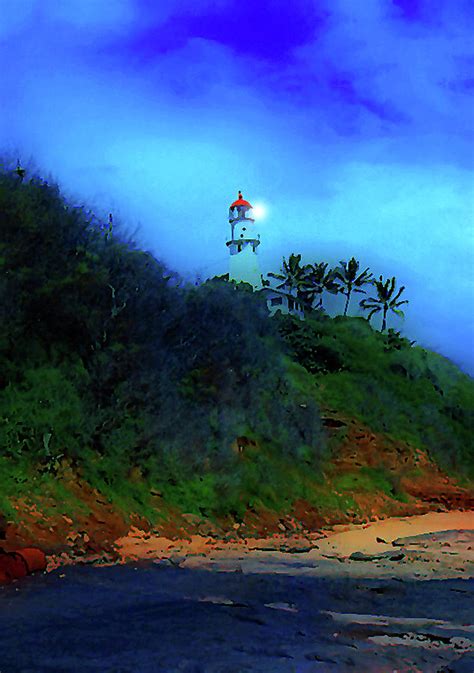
230,191,252,209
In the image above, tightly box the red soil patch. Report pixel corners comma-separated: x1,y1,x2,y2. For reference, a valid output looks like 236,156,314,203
323,410,473,512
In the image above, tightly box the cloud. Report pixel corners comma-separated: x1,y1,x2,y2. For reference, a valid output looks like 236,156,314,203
274,0,473,161
123,0,327,64
0,0,138,40
0,0,472,372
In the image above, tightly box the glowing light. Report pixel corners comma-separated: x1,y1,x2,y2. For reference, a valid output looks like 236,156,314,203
252,202,267,220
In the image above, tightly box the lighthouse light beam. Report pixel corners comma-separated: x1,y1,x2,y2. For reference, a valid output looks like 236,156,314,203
252,203,267,220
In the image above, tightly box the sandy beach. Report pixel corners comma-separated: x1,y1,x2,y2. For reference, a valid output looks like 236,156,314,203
109,509,474,580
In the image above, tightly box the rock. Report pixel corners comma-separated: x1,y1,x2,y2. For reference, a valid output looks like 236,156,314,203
264,602,298,613
349,550,405,562
153,558,175,568
393,530,474,547
281,545,315,553
168,555,186,568
321,554,346,563
376,537,388,544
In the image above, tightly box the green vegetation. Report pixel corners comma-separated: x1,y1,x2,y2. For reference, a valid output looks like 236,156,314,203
277,313,474,478
0,162,472,526
0,455,89,520
333,467,408,503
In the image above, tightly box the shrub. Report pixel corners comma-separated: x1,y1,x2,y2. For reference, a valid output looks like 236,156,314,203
0,365,93,466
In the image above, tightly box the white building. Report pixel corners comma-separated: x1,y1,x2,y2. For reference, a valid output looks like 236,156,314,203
261,272,305,320
227,191,263,290
226,191,304,319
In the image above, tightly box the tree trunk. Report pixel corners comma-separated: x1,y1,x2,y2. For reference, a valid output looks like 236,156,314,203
344,290,351,316
382,306,387,331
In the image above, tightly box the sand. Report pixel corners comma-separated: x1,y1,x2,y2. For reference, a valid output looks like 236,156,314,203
111,509,474,580
311,509,474,555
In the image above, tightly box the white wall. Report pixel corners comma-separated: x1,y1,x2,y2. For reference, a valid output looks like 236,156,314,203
229,242,263,289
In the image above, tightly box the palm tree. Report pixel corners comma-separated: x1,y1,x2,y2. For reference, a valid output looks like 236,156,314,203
333,257,373,316
359,275,409,332
282,253,307,287
300,262,340,311
272,253,312,312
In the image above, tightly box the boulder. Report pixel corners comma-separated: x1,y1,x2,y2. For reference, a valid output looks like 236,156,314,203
349,550,405,562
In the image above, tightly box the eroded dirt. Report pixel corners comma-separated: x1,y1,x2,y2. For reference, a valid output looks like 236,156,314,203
1,414,473,572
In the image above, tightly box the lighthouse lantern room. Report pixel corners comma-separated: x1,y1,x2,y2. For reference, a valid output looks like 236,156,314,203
227,191,263,290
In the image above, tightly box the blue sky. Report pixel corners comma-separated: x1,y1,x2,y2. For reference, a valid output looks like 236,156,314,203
1,0,473,373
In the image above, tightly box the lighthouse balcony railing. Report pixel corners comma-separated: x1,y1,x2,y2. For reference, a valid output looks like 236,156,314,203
226,238,261,247
228,216,255,224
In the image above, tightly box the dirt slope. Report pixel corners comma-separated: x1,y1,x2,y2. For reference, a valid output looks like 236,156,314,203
1,413,472,564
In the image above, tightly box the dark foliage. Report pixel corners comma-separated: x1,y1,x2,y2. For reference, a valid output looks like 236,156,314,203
0,166,326,481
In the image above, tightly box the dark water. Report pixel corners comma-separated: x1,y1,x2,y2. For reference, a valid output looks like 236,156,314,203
0,563,473,672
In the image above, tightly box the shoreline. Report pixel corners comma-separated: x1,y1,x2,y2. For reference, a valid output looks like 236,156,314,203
46,509,474,581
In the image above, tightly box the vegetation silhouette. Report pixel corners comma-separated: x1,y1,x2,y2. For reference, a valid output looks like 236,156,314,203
301,261,340,312
360,275,409,332
333,256,374,317
269,254,408,333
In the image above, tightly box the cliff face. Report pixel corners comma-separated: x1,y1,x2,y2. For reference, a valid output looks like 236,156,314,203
321,410,474,515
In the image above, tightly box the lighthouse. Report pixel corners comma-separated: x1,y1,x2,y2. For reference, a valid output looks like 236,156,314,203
226,191,263,290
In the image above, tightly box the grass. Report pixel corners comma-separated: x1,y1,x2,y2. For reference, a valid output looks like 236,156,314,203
305,485,359,515
332,467,409,502
0,456,91,521
79,456,162,525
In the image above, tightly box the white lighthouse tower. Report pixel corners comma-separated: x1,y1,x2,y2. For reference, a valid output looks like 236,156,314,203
226,191,263,290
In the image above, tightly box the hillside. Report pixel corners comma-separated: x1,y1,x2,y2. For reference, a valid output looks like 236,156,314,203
0,165,473,559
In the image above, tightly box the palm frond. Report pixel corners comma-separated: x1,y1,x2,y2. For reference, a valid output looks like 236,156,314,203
367,307,381,320
359,300,380,310
391,308,406,318
392,285,406,303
